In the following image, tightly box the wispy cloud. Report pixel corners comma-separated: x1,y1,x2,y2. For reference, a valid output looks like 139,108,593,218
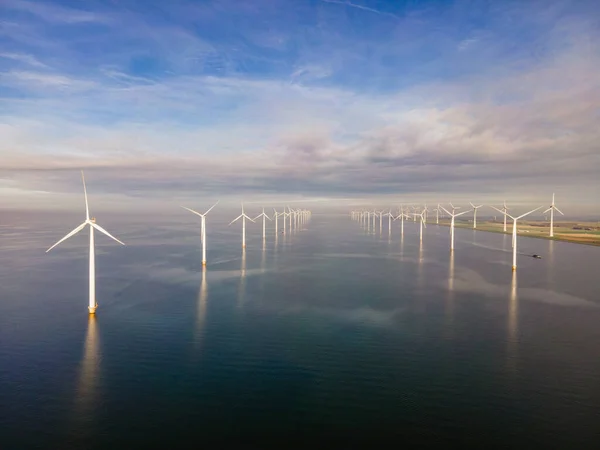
321,0,399,19
5,0,110,24
0,52,46,67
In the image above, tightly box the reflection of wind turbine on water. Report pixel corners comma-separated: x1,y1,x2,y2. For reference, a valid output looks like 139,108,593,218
72,314,100,434
193,267,208,350
507,271,519,374
445,251,456,336
237,250,247,307
46,171,125,314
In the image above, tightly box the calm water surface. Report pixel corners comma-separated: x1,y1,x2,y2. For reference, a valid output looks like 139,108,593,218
1,212,599,447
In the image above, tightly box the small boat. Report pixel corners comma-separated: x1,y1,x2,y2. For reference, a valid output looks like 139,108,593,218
532,254,542,259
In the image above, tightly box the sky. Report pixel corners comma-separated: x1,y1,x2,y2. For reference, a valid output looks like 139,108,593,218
1,0,599,213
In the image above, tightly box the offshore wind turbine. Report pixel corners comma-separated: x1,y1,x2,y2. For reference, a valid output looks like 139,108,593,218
491,206,543,270
181,201,219,266
254,207,272,240
383,209,393,234
418,209,427,241
544,193,564,237
470,202,483,229
229,203,255,248
439,205,470,251
46,171,125,314
394,208,410,236
500,200,509,232
273,208,281,234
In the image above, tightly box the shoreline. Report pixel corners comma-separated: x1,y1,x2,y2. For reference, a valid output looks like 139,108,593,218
433,221,600,247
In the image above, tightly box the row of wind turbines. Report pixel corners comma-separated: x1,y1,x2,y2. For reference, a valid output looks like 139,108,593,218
46,172,311,314
350,195,563,272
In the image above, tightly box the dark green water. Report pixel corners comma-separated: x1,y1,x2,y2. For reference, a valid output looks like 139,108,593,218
1,213,599,447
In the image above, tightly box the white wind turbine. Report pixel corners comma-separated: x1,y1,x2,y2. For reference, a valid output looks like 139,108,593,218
500,200,509,232
394,207,410,236
287,206,294,231
254,207,272,240
383,209,393,234
470,202,483,229
435,204,441,224
418,209,427,241
273,208,281,234
544,193,563,237
439,205,470,251
491,206,543,270
181,201,219,266
46,171,125,314
229,203,255,248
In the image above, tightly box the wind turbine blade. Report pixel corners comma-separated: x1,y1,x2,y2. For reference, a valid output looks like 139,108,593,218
203,200,220,215
497,206,516,220
81,170,90,220
181,206,204,217
543,207,552,214
470,202,475,208
516,206,543,220
91,223,125,246
243,214,256,222
229,214,243,225
439,205,451,216
455,210,470,217
555,206,564,215
46,222,87,252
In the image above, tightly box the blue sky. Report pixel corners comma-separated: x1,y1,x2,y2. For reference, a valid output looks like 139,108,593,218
1,0,599,211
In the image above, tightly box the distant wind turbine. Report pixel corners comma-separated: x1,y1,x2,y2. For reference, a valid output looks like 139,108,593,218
181,200,219,266
470,202,483,229
273,208,281,234
435,204,441,224
500,200,509,232
544,193,564,237
46,171,125,314
491,206,543,270
229,203,255,248
419,209,427,241
439,205,470,251
254,207,272,240
383,209,393,234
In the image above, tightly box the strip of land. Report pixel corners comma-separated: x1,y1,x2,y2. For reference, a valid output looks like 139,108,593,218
434,220,600,246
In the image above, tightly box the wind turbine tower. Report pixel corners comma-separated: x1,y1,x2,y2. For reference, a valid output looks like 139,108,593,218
470,202,483,229
181,200,219,266
254,207,272,240
544,193,563,237
491,206,543,270
229,203,255,248
439,205,470,251
46,171,125,314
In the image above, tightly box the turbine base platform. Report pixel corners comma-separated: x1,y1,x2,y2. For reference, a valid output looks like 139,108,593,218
202,261,207,266
88,304,98,314
512,266,517,271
